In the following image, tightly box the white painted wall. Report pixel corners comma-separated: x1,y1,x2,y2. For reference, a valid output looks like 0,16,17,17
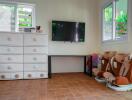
1,0,100,73
98,0,132,53
5,0,100,55
51,57,84,73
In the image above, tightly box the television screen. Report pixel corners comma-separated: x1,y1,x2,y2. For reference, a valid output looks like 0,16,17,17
52,21,85,42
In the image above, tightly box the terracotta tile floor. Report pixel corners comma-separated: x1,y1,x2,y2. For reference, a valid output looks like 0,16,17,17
0,73,132,100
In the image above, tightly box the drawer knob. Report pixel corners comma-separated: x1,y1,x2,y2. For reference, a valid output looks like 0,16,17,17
33,49,37,52
7,66,11,70
7,37,12,41
33,38,37,41
7,48,11,52
7,57,12,61
15,74,19,78
1,75,5,79
28,74,32,78
33,57,37,61
40,74,44,77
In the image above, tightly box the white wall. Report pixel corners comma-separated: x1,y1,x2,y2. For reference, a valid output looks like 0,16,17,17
6,0,99,55
1,0,99,73
51,57,84,73
98,0,132,53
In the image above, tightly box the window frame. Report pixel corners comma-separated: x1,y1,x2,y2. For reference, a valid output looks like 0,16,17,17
102,0,129,42
0,1,36,32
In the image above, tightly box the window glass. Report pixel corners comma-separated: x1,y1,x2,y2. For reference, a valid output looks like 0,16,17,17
17,5,33,28
103,3,113,41
0,4,15,32
115,0,128,40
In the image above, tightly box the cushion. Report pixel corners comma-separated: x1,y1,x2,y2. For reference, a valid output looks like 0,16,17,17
97,71,104,78
115,76,129,85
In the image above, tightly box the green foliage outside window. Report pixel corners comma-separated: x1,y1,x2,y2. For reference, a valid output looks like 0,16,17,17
116,11,127,36
18,7,32,28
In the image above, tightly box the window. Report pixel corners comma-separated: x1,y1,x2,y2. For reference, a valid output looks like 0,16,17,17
0,3,16,32
102,0,128,41
103,3,113,41
0,2,35,32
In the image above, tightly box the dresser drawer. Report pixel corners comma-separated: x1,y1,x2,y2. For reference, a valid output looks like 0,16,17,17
0,47,23,54
0,73,11,80
0,33,23,46
24,55,47,63
24,72,48,79
24,34,48,46
0,64,23,72
24,47,48,54
11,72,23,79
24,64,48,72
0,55,23,63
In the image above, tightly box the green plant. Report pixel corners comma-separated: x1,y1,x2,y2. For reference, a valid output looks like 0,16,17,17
116,11,128,36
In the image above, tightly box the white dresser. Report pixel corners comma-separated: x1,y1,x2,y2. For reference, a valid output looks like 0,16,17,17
0,32,48,80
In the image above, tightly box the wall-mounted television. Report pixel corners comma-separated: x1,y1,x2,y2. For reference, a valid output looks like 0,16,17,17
52,20,85,42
